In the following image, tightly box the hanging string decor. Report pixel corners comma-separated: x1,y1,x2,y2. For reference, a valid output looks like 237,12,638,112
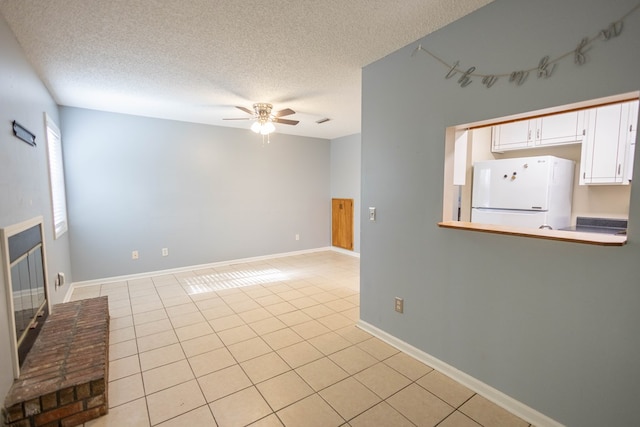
411,2,640,89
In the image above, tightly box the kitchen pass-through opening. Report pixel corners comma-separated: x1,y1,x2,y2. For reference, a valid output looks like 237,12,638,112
441,91,638,245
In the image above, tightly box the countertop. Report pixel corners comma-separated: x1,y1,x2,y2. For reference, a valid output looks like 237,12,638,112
438,221,627,246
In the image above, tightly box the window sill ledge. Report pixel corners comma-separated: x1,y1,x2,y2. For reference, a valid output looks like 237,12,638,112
438,221,627,246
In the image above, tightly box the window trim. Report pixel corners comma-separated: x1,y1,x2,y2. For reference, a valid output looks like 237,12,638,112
44,113,68,239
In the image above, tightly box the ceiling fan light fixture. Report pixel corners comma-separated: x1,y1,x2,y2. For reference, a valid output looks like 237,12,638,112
250,120,275,135
262,121,275,135
225,102,297,138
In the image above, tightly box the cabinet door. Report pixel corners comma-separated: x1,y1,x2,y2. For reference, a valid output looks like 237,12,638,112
332,199,353,250
580,103,627,184
492,120,534,152
627,142,636,181
625,100,638,181
536,110,586,146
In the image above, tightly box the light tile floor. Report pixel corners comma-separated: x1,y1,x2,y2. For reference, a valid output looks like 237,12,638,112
69,251,532,427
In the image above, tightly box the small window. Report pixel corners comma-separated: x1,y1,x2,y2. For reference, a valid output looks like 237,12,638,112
44,113,68,239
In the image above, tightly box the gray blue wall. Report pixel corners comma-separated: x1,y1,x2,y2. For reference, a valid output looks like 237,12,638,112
360,1,640,426
60,107,331,281
0,14,73,403
331,133,361,253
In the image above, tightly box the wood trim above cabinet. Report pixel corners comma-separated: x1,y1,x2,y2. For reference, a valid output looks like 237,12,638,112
468,96,639,131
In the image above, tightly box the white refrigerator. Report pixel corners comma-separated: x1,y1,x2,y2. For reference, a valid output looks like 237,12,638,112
471,155,575,230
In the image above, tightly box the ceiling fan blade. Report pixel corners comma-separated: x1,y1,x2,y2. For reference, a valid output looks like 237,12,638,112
236,106,254,115
222,117,252,120
274,118,299,126
274,108,295,117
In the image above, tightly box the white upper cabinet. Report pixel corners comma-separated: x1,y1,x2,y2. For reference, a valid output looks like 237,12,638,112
492,120,534,151
492,110,586,152
580,100,638,185
489,99,638,185
535,110,586,147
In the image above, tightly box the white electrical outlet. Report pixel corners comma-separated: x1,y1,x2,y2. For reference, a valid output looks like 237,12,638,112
132,250,139,260
394,297,404,313
295,234,300,241
162,248,169,256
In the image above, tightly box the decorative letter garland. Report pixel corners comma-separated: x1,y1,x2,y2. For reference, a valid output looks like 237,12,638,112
411,2,640,89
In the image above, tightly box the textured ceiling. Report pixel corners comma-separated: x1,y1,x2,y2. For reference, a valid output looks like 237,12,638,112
0,0,492,139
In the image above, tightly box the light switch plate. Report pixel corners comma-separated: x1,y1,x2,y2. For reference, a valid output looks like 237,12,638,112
369,207,376,221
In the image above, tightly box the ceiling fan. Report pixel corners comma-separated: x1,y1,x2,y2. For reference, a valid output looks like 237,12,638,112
223,103,299,135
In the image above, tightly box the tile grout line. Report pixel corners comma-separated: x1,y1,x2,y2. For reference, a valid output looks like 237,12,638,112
160,272,218,427
128,278,154,427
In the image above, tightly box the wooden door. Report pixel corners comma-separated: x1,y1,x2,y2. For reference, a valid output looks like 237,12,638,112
332,198,353,250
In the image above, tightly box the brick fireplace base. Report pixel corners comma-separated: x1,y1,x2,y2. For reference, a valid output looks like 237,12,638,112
3,297,109,427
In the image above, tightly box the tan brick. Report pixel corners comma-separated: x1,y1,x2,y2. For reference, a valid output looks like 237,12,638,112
7,419,31,427
24,397,41,417
40,392,58,411
86,394,105,409
61,407,103,427
34,402,82,426
4,403,24,423
75,383,91,400
58,387,75,405
90,379,105,396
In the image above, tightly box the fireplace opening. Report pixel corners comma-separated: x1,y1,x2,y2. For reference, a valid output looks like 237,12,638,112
1,216,50,377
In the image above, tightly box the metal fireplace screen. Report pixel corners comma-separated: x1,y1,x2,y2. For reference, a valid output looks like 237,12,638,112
8,223,48,366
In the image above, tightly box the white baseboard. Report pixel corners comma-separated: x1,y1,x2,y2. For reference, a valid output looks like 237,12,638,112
357,320,564,427
62,282,75,303
65,247,338,301
330,246,360,257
